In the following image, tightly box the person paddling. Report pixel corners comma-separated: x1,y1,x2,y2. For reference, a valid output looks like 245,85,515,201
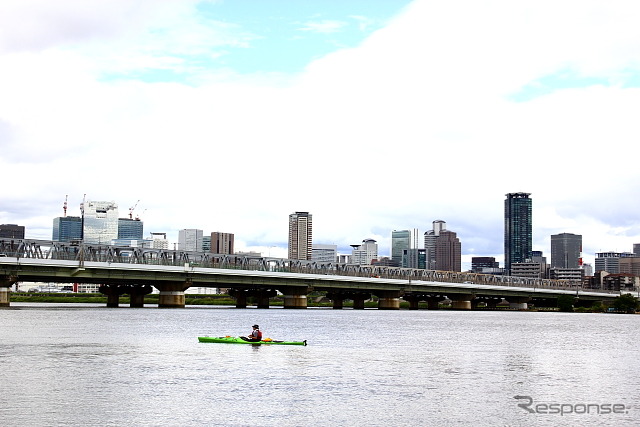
243,324,262,342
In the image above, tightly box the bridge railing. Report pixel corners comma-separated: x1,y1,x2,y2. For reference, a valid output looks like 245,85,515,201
0,238,615,293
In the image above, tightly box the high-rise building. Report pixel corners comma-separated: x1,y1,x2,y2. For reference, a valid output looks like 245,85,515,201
350,239,378,265
595,252,634,274
550,233,582,268
52,217,82,242
82,201,119,244
288,212,312,260
391,230,411,265
633,244,640,257
504,192,532,275
435,230,461,272
402,248,426,269
0,224,25,239
424,220,446,269
211,232,234,254
312,244,337,263
118,218,144,240
178,229,203,252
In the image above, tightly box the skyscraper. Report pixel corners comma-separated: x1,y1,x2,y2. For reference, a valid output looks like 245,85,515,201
424,220,446,270
435,230,462,272
350,239,378,265
211,232,235,254
288,212,312,260
52,217,82,242
82,201,119,244
391,230,411,265
550,233,582,268
504,192,532,275
178,229,203,252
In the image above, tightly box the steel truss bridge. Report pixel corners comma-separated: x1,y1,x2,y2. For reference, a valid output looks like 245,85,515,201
0,239,620,309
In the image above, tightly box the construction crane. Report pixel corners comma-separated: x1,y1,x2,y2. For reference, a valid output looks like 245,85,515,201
129,200,140,219
63,195,68,217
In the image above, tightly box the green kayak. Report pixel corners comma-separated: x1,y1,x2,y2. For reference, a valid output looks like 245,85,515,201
198,336,307,346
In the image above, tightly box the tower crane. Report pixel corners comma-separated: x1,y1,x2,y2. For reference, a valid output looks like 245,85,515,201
129,200,140,219
63,195,68,217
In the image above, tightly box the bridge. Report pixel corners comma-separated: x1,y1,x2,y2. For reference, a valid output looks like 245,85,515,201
0,239,621,309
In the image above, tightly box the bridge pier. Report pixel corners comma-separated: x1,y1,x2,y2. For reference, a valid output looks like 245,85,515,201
402,294,421,310
99,284,128,308
506,296,530,310
449,293,474,310
155,282,190,308
256,289,277,309
0,276,17,307
376,290,401,310
127,284,153,308
282,286,309,309
426,296,444,310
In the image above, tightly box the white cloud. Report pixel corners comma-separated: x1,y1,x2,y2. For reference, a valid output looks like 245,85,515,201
1,0,640,267
297,20,347,34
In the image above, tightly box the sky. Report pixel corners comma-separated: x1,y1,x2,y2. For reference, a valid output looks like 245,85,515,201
1,0,640,268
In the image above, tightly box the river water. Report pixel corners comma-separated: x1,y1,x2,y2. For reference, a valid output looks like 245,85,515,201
0,303,638,426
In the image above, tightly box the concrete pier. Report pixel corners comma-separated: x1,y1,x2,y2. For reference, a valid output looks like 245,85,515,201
506,296,530,310
0,276,17,307
282,286,309,309
450,293,474,310
127,284,153,308
376,290,401,310
99,284,126,308
156,282,189,308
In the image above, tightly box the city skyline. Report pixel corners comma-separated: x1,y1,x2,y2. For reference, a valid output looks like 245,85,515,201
2,1,640,268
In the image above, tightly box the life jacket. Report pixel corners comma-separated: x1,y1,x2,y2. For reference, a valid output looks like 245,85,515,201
255,330,263,340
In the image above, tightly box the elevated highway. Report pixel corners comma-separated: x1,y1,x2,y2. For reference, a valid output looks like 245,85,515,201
0,239,621,309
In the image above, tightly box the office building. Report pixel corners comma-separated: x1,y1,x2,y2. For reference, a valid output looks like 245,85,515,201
550,233,582,268
118,218,144,240
149,232,169,250
471,257,499,272
392,230,411,265
202,236,211,252
435,230,461,272
178,229,203,252
504,192,532,275
424,220,446,270
288,212,312,260
0,224,25,239
402,248,426,269
595,252,634,274
618,257,640,276
82,201,119,244
312,244,337,263
634,244,640,257
211,232,234,254
350,239,378,265
52,217,82,242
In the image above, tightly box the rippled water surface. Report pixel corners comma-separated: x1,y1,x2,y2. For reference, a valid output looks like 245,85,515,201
1,303,639,426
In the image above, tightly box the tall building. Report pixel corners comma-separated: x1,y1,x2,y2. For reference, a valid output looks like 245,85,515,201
402,248,426,269
435,230,461,272
391,230,411,265
595,252,634,274
211,232,234,254
312,244,337,263
288,212,312,260
178,229,203,252
52,217,82,242
424,220,446,270
350,239,378,265
504,192,532,275
550,233,582,268
0,224,25,239
82,201,119,244
118,218,144,240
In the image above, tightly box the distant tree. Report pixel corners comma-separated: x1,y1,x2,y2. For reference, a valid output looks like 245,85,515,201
613,293,639,314
556,295,574,312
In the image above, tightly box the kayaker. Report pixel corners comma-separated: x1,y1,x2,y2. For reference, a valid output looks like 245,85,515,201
245,324,262,342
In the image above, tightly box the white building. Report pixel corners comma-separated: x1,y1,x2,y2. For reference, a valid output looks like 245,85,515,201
149,232,169,249
82,201,118,244
351,239,378,265
312,244,337,263
178,229,203,252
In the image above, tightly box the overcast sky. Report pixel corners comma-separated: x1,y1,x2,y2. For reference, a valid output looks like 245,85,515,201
1,0,639,267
